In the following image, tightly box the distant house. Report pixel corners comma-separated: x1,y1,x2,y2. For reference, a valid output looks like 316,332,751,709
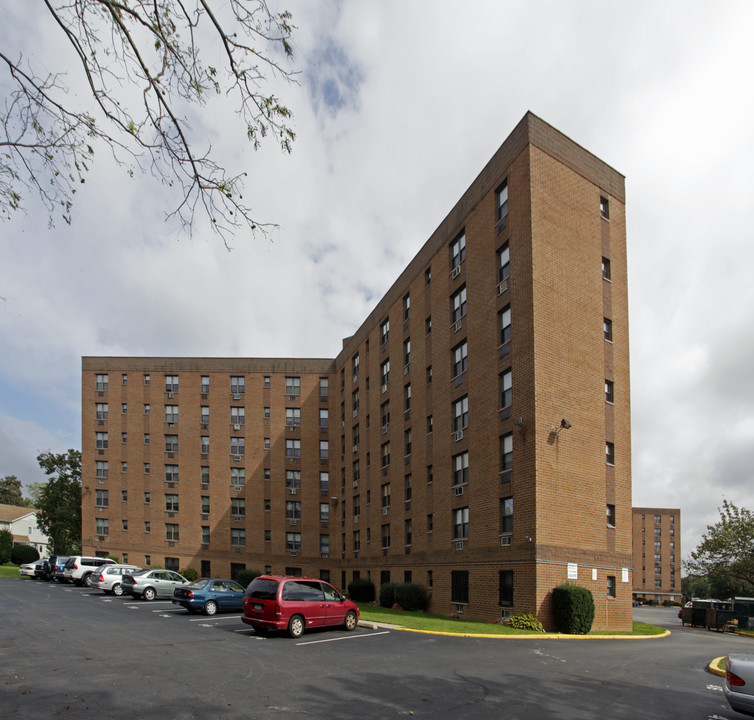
0,504,50,558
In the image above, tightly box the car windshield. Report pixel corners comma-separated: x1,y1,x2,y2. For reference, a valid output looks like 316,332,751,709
245,578,279,600
187,579,211,589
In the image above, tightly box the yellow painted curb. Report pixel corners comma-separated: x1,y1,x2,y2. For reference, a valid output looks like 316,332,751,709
396,627,672,640
709,657,726,677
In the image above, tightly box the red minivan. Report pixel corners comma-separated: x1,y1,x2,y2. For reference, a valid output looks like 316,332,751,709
242,575,359,638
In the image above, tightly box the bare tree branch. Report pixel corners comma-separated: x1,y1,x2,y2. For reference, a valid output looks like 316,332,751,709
0,0,297,244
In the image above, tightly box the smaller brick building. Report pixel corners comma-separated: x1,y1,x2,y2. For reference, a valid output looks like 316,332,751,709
632,507,681,603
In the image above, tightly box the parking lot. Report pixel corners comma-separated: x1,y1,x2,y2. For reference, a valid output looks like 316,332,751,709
1,579,750,719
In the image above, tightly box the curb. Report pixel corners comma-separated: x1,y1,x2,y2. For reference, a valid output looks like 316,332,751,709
709,656,726,677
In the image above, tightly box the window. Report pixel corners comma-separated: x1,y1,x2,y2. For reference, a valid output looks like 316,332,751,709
200,496,210,514
352,424,360,449
606,441,615,465
452,341,468,377
405,519,412,547
284,470,301,491
353,530,361,552
231,437,245,456
121,403,127,415
607,504,616,527
403,338,411,367
263,376,270,389
501,433,513,472
231,468,245,486
602,256,611,280
144,491,150,504
450,231,466,270
381,524,391,549
352,389,359,413
453,452,468,486
201,466,210,484
381,483,391,508
404,383,411,411
286,501,301,521
353,495,361,517
380,359,390,386
165,434,178,452
427,513,434,533
499,571,513,606
144,462,150,474
497,241,510,283
500,369,512,408
453,396,468,432
230,529,246,547
165,494,179,512
201,526,210,545
231,407,245,425
230,376,245,395
285,376,301,396
319,440,329,459
451,285,467,323
600,195,610,220
95,432,108,449
403,294,410,322
286,533,301,552
380,318,390,346
95,373,108,391
404,428,412,456
122,490,128,502
286,408,301,426
121,373,127,386
605,380,614,403
426,365,432,384
427,464,433,484
425,316,432,334
164,465,178,483
96,518,109,536
499,305,511,345
319,503,330,522
144,404,150,416
201,375,209,393
165,375,179,393
427,415,433,433
95,403,108,420
451,570,469,604
501,497,513,534
320,534,330,554
166,524,179,541
381,442,391,468
121,461,127,473
121,432,127,444
319,472,329,493
144,522,151,534
607,575,616,598
319,377,329,398
496,179,509,229
381,400,390,427
165,405,178,423
604,318,613,341
144,373,150,386
95,489,108,507
425,267,431,285
453,507,469,540
319,408,329,428
200,436,209,454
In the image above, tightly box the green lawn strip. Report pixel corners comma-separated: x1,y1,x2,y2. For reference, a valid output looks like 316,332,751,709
0,563,22,579
357,604,665,637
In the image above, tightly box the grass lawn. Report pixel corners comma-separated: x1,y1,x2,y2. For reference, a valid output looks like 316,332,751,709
0,563,23,579
357,603,666,637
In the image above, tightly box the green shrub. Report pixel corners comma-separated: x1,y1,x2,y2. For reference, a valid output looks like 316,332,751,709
552,584,595,634
11,544,39,565
509,613,545,632
394,583,429,611
0,530,12,565
235,569,263,589
180,567,198,582
379,582,398,607
348,577,376,602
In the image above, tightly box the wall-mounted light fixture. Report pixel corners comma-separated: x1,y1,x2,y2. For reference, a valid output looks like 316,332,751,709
553,418,572,435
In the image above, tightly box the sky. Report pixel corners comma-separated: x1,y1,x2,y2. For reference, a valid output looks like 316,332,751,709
1,1,753,566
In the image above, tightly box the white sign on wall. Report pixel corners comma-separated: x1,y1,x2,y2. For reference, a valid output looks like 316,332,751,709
567,563,578,580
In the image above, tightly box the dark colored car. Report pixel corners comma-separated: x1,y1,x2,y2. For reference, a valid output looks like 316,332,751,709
172,579,245,615
35,558,56,581
52,556,71,582
242,575,359,638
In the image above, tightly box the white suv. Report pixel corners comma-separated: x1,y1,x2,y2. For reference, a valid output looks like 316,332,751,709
63,556,116,586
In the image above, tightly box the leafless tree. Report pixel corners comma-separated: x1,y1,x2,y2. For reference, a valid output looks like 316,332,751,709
0,0,296,245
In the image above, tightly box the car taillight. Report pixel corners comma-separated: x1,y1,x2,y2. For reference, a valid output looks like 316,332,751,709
728,670,746,687
73,564,78,570
186,592,194,598
96,575,104,582
275,602,282,617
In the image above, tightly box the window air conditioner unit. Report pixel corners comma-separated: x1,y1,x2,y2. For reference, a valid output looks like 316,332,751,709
454,430,464,441
233,515,242,522
201,393,208,399
233,455,241,462
498,279,508,295
381,384,388,394
289,395,297,401
351,445,357,453
168,422,175,428
352,409,358,418
353,516,359,524
233,393,241,400
452,320,462,333
451,265,461,279
234,547,242,553
289,551,297,557
167,392,174,399
382,507,389,516
501,536,511,546
233,485,242,492
233,424,241,430
352,480,358,488
289,519,298,526
456,541,464,550
352,374,358,384
455,486,464,496
290,488,297,495
381,425,388,434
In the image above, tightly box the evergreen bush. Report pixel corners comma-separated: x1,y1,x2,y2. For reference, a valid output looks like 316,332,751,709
379,582,398,607
180,567,198,582
552,584,595,634
11,544,40,565
235,569,263,589
0,530,12,565
348,577,376,602
394,583,429,611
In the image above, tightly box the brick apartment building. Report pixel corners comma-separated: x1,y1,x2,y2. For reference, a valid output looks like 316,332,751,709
632,507,681,604
82,112,633,631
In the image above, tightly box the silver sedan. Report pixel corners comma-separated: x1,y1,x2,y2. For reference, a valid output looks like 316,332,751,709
725,653,754,717
121,569,188,600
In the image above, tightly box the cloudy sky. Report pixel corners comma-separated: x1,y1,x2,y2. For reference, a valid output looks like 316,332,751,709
1,1,753,565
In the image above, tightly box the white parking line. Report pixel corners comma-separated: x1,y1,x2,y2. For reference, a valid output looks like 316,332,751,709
296,631,391,646
188,615,243,622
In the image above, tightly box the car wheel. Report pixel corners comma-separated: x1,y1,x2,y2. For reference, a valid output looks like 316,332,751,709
344,610,358,632
112,583,123,596
82,573,92,587
288,615,305,639
142,587,156,601
204,601,218,616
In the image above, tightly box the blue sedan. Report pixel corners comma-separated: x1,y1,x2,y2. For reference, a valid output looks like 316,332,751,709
172,579,245,615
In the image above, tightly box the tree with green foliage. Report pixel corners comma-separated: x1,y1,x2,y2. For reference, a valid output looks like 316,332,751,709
1,1,296,243
0,529,12,564
686,500,754,596
0,475,24,506
35,450,82,555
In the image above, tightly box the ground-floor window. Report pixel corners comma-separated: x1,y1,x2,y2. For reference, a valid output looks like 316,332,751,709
451,570,469,605
499,570,513,606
